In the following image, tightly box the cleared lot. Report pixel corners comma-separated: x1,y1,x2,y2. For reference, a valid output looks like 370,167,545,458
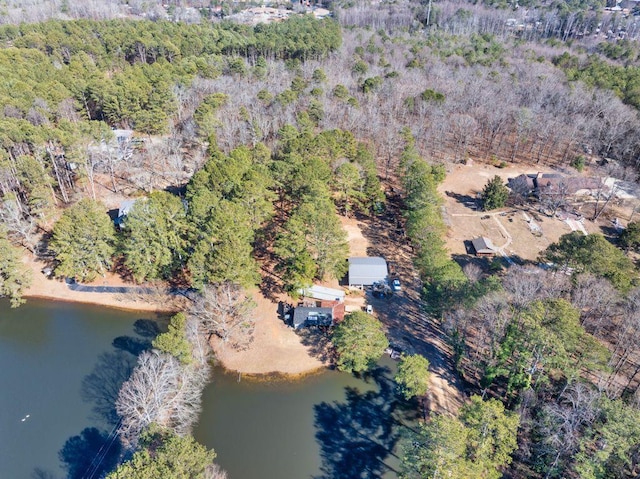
439,163,599,263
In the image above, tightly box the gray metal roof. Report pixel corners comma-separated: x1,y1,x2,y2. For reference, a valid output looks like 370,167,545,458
118,199,137,217
348,257,388,286
349,257,387,266
472,237,496,255
299,285,345,302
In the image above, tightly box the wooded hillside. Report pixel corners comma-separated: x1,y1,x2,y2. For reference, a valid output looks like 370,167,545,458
2,2,640,478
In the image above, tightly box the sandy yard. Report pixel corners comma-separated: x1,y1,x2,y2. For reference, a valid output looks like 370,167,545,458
341,215,370,257
211,290,326,376
439,163,601,263
214,215,373,375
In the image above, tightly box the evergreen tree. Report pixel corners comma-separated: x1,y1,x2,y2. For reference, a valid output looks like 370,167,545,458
106,426,219,479
402,415,471,479
574,397,640,479
460,396,520,478
0,227,31,307
122,192,189,283
482,175,509,211
50,199,115,282
275,191,349,288
402,396,519,479
542,232,637,292
619,220,640,251
334,161,365,217
152,313,192,365
484,299,608,394
395,354,430,400
332,311,388,373
188,200,259,290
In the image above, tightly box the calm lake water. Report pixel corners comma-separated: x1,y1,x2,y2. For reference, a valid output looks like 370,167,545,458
0,299,414,479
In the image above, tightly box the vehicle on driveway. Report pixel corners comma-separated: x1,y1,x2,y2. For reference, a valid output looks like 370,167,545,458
391,279,401,291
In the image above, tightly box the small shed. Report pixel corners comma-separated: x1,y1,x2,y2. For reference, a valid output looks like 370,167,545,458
114,199,138,229
112,129,134,144
299,285,345,302
292,307,334,329
118,199,137,217
472,237,496,256
348,257,389,287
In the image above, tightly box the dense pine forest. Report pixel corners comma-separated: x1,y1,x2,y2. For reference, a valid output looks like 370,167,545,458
2,0,640,477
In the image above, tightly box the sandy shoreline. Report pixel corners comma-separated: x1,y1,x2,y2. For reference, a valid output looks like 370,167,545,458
21,255,328,377
23,256,176,313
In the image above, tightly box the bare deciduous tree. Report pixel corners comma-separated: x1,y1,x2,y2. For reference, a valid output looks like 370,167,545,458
205,464,229,479
116,350,208,446
0,196,38,252
570,273,619,337
462,262,483,283
470,292,510,364
191,282,257,350
536,383,600,477
608,288,640,383
185,313,213,368
502,265,569,309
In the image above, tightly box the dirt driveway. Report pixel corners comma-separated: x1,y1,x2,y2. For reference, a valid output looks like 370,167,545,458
354,197,465,416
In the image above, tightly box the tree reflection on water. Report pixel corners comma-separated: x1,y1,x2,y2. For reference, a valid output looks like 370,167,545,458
56,318,160,479
313,365,419,479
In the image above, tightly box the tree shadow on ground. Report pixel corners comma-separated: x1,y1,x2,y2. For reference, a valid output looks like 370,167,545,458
297,327,334,364
313,365,419,479
59,427,123,479
599,224,621,239
259,273,282,302
444,190,480,211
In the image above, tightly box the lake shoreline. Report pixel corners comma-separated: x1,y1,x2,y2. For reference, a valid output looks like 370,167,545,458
22,254,328,377
214,363,330,383
23,292,174,313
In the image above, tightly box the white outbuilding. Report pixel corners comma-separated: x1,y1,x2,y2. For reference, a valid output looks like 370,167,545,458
348,257,389,287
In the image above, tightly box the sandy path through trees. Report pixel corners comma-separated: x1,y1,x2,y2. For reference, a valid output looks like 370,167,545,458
351,202,465,416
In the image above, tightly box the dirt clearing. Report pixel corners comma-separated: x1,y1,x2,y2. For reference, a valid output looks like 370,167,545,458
439,163,600,263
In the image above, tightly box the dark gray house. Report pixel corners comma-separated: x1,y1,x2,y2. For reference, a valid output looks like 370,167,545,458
508,173,602,198
348,257,389,287
292,307,334,329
